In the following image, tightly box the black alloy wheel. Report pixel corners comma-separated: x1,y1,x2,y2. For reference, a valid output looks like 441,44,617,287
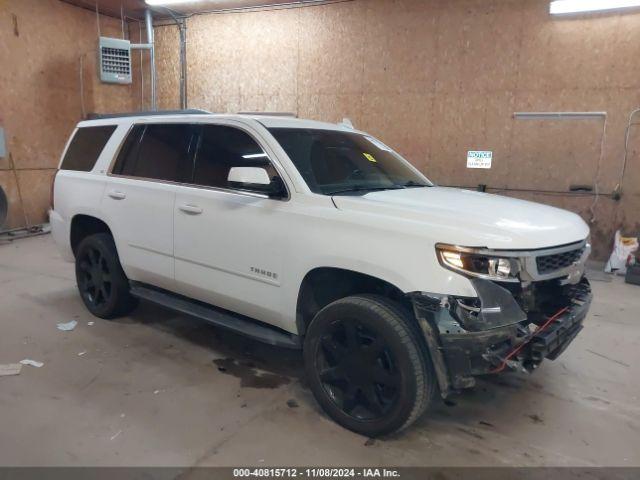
316,319,400,420
77,244,112,309
304,295,437,437
75,233,138,319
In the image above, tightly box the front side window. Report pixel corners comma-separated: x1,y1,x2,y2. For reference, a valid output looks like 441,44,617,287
268,128,431,195
112,124,196,183
61,125,116,171
193,125,279,189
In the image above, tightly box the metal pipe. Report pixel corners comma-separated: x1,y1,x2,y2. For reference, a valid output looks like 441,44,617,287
514,112,607,120
138,21,145,111
179,20,187,109
130,43,153,50
145,9,157,111
618,108,640,195
157,6,188,110
513,111,609,222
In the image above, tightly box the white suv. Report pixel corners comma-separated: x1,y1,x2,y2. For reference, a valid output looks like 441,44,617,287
50,110,592,436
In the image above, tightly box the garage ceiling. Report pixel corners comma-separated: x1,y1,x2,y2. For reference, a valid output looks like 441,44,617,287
61,0,330,19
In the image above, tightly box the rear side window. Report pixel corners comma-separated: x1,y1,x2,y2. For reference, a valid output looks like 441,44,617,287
60,125,116,171
193,125,278,189
112,124,196,183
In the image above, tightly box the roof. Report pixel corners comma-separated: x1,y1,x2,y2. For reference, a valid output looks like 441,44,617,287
86,109,211,120
77,111,358,133
249,115,354,131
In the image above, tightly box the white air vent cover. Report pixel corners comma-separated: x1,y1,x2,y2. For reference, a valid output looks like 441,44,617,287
99,37,132,84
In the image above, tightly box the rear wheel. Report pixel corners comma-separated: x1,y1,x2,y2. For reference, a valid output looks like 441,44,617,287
75,233,138,319
304,295,436,437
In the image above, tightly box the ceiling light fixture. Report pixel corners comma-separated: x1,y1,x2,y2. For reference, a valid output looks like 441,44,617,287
550,0,640,15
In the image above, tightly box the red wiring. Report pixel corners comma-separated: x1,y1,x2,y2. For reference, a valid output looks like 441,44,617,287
490,306,569,374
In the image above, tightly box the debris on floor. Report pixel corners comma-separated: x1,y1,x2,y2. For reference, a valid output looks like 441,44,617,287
57,320,78,331
19,359,44,368
87,321,94,326
0,363,22,376
77,351,87,356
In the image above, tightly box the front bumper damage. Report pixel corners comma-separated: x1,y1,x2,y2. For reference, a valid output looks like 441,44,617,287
409,277,592,396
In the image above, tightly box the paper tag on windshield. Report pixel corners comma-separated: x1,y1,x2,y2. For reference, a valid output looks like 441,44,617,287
467,151,492,169
365,136,392,152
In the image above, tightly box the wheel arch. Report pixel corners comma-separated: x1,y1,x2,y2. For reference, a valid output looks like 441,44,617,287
70,214,113,256
295,267,413,336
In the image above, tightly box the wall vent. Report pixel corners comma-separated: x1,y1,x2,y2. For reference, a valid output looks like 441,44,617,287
99,37,132,84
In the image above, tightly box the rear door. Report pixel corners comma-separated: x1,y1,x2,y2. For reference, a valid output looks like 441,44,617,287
102,123,197,291
172,123,291,329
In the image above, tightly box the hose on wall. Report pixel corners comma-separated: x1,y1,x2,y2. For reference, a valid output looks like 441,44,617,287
0,186,7,230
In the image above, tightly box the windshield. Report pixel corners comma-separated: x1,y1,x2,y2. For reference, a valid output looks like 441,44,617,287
268,128,432,195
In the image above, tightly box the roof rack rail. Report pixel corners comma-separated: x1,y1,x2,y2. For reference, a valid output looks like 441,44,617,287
237,111,297,117
86,109,212,120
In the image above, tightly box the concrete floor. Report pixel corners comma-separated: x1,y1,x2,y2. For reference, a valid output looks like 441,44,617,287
0,234,638,467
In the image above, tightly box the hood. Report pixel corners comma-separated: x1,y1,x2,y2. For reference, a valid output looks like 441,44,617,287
332,187,590,250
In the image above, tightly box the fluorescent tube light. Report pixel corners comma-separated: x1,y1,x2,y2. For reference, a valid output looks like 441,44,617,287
242,153,268,159
550,0,640,15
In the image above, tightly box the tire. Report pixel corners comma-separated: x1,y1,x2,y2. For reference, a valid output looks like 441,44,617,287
304,294,437,437
75,233,138,319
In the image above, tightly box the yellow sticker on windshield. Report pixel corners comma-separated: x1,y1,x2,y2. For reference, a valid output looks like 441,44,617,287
363,153,377,163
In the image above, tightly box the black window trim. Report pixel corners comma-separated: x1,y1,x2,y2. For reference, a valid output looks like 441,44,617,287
107,121,291,202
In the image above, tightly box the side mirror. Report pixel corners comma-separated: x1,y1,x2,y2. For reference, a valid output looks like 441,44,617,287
227,167,286,198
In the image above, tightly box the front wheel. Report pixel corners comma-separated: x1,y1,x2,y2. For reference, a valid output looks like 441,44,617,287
304,295,437,437
75,233,138,319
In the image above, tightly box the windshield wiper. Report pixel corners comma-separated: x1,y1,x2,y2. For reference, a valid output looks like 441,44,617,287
396,181,429,188
326,185,404,195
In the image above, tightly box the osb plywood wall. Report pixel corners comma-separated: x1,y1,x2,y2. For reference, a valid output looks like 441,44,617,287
154,0,640,259
0,0,139,230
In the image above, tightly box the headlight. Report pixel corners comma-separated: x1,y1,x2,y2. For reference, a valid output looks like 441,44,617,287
436,244,520,282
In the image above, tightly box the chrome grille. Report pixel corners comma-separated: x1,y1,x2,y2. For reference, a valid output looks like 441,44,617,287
536,247,585,275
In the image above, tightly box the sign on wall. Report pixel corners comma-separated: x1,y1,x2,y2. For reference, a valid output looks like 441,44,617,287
467,151,492,169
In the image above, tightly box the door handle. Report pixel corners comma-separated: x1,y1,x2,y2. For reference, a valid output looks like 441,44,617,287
179,204,203,215
108,190,126,200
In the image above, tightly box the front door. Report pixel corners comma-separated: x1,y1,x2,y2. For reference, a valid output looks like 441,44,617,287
173,123,290,330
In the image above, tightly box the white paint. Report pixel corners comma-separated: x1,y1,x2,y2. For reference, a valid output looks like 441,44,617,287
228,166,271,185
467,151,493,169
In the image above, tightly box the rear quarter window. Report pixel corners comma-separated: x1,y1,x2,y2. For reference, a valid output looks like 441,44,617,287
60,125,117,171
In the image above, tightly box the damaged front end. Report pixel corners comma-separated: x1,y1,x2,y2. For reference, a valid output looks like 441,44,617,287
409,239,593,396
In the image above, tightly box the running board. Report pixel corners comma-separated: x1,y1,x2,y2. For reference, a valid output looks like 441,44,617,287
129,283,301,349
